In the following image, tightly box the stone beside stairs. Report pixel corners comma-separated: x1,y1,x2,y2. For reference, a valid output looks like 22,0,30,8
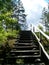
5,31,44,64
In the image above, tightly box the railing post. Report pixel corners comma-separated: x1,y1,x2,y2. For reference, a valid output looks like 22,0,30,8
39,33,41,42
39,31,42,43
30,24,32,31
33,27,35,32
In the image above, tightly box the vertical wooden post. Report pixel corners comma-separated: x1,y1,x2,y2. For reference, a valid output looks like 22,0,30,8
33,27,35,32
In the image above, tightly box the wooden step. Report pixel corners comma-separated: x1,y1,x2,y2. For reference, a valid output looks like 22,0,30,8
13,46,38,50
6,55,41,58
15,55,41,58
13,46,33,48
10,50,40,53
13,44,38,49
14,43,33,46
13,45,38,50
13,45,38,48
13,48,38,50
19,40,33,43
10,53,40,56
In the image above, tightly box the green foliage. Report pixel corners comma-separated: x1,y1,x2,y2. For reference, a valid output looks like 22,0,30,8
0,0,20,46
6,0,11,2
7,29,19,38
0,30,7,45
41,3,49,31
36,32,49,54
38,25,43,31
0,0,12,11
45,32,49,36
16,59,24,64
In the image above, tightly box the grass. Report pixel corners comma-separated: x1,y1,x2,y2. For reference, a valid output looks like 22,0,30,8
45,32,49,36
16,59,24,64
35,32,49,55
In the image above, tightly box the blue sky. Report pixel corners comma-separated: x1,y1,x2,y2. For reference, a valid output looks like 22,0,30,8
21,0,48,27
45,0,49,2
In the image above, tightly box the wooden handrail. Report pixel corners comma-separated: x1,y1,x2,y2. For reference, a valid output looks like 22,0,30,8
33,26,49,40
33,32,49,60
31,25,49,60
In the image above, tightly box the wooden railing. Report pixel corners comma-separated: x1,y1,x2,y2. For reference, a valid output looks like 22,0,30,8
31,25,49,60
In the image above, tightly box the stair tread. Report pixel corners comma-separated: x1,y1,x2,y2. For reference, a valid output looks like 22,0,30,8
13,45,37,47
14,55,40,57
13,47,38,49
19,39,32,41
7,31,41,59
10,50,39,53
13,44,38,47
6,55,41,58
14,43,33,45
15,46,33,48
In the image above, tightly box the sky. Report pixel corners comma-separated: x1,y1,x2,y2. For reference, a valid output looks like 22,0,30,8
21,0,48,27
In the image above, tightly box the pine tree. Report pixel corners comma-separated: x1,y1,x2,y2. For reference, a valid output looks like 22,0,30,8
41,3,49,31
12,0,27,30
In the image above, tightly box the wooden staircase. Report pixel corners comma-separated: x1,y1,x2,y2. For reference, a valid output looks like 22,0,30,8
5,31,41,64
4,31,45,64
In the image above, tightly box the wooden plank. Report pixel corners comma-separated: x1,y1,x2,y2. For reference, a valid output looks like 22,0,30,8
10,50,39,53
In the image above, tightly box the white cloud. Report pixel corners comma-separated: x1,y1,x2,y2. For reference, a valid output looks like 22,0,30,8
21,0,48,26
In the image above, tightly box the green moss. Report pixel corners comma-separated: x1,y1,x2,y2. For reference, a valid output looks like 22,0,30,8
16,59,24,64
